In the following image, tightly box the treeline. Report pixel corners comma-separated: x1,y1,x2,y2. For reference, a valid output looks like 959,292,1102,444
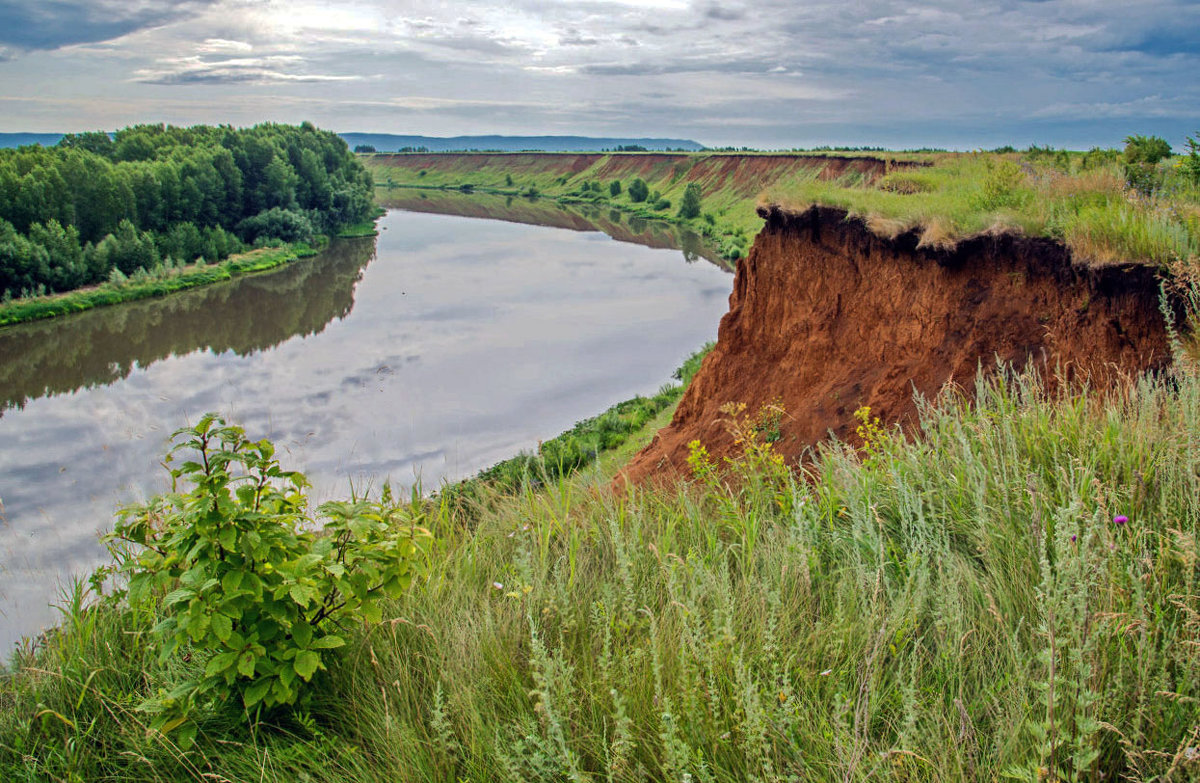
0,122,374,300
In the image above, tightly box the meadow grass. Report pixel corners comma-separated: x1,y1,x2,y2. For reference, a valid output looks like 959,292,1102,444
4,359,1199,781
768,153,1200,271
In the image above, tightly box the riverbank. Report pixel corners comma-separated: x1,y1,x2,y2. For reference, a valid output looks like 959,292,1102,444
0,241,325,328
362,152,912,262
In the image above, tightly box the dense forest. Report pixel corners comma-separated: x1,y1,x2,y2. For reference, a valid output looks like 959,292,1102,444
0,122,374,300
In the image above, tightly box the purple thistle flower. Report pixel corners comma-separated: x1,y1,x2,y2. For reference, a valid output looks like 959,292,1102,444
1114,515,1128,526
1070,535,1077,543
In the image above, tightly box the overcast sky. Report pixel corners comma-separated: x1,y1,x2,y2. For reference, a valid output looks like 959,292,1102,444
0,0,1196,149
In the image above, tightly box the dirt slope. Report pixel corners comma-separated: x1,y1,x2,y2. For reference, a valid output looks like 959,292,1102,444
621,204,1176,484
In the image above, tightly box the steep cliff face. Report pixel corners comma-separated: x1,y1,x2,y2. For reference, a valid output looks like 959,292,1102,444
621,205,1176,484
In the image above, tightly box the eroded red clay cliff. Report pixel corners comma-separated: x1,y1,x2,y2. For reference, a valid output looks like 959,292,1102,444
621,205,1175,484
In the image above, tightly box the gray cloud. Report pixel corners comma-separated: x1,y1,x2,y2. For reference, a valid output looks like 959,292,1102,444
0,0,1197,147
0,0,215,52
134,55,365,85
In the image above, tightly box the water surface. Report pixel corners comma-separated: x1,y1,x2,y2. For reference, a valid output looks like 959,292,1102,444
0,206,732,650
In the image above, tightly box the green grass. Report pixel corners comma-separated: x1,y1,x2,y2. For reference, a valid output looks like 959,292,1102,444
0,242,323,328
769,153,1200,270
5,355,1200,781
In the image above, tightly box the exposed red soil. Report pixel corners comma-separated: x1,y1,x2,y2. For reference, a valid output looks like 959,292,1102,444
619,205,1177,485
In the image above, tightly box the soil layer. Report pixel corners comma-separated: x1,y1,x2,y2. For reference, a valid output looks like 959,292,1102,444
621,204,1176,484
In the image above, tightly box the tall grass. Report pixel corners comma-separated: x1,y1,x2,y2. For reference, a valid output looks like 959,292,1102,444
768,153,1200,271
5,359,1200,780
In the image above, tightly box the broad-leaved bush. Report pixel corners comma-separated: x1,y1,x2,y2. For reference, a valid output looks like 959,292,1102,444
104,414,432,746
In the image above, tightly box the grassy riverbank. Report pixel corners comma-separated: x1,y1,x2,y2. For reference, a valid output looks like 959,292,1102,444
361,152,858,260
4,355,1200,781
0,241,324,328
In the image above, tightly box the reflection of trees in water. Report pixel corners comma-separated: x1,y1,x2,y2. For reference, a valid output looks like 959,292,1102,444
0,237,377,414
377,190,728,271
680,229,705,264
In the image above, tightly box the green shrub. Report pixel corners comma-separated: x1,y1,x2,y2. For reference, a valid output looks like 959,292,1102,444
236,208,316,244
1181,132,1200,186
104,414,432,746
1123,135,1172,195
653,198,671,211
628,178,649,203
1124,134,1172,166
970,158,1032,211
678,183,702,219
609,180,621,197
1081,146,1120,171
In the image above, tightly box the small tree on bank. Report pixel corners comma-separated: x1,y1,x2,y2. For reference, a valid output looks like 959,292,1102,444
628,178,649,203
678,183,702,219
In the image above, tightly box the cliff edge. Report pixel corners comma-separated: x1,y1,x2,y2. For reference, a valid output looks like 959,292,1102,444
621,204,1176,484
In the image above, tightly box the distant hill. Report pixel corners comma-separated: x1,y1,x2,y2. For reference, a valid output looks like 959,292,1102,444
339,133,705,153
0,133,65,148
0,131,706,153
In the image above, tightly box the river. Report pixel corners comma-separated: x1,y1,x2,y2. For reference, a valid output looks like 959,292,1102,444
0,196,733,651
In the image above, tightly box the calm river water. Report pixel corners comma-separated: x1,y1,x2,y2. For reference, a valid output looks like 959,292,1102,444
0,200,732,650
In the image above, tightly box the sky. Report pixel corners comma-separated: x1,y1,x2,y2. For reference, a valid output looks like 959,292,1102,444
0,0,1196,150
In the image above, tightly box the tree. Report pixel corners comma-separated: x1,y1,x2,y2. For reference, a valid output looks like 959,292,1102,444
353,144,377,153
0,122,372,301
97,219,160,275
58,131,115,158
678,183,702,219
609,180,621,197
29,219,85,290
237,207,316,244
628,178,649,203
